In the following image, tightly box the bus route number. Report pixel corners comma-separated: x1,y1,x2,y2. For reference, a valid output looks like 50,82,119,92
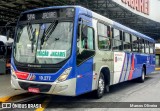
39,76,51,81
27,14,35,20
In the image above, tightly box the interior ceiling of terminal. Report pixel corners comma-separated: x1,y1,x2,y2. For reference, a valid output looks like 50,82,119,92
0,0,160,40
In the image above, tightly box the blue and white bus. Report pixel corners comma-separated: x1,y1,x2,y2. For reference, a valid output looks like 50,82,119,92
11,6,155,98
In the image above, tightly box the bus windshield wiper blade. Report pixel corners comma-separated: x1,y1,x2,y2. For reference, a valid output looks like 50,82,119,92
27,22,33,41
27,22,36,52
41,20,58,47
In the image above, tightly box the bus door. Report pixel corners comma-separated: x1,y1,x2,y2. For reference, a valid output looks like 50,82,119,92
76,15,95,95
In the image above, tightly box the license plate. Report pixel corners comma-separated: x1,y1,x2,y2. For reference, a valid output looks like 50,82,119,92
28,87,40,93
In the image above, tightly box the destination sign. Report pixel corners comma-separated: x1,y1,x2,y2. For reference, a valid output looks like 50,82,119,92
42,12,57,19
36,50,66,58
20,8,75,21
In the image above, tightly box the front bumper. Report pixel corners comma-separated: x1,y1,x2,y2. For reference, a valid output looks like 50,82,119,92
11,76,76,96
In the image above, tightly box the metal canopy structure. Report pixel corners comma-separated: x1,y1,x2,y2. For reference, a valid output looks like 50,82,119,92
0,0,159,40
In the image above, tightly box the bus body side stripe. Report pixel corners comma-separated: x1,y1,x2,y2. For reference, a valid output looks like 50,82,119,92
128,54,135,80
123,54,129,81
119,53,128,82
119,53,126,82
125,53,132,81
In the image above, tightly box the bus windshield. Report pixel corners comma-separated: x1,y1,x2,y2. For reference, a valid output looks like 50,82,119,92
14,21,73,64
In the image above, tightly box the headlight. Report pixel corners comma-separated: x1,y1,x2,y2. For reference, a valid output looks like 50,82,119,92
56,67,72,82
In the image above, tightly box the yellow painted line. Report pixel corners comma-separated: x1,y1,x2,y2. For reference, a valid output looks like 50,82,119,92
155,68,160,70
35,97,50,111
0,96,12,102
0,93,36,103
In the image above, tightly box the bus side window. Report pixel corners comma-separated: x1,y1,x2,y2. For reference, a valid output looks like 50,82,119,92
97,22,111,50
149,42,154,54
123,32,131,52
132,35,139,52
145,41,149,54
139,39,145,53
98,23,111,50
112,28,123,51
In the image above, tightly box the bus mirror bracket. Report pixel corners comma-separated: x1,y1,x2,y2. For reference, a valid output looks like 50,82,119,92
78,23,83,54
6,30,10,40
78,18,84,54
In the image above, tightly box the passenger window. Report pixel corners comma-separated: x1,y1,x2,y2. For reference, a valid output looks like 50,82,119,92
123,32,131,52
145,41,149,54
98,23,107,37
98,22,111,50
112,28,123,51
132,35,139,52
139,39,145,53
149,42,154,54
98,36,110,50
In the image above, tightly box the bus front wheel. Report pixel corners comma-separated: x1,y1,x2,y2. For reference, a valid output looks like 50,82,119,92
93,72,105,99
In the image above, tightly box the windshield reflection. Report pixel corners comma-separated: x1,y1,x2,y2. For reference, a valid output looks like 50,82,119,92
14,22,73,64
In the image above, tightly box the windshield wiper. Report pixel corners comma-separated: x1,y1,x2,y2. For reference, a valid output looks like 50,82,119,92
27,22,33,41
40,20,58,48
27,22,36,52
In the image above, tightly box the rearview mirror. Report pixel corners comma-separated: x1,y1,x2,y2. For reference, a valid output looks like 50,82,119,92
81,25,88,39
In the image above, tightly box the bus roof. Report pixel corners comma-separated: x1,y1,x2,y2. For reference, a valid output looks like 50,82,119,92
22,5,78,14
22,5,155,43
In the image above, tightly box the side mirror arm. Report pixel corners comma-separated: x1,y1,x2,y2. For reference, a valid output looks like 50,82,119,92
78,24,83,54
6,30,10,40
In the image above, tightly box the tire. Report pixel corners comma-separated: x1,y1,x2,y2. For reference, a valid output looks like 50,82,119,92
137,67,145,83
93,72,105,99
105,84,110,93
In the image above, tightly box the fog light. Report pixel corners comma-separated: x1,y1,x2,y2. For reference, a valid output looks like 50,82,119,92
59,85,68,92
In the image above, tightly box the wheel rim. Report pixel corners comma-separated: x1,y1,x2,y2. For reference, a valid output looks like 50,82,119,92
98,76,105,95
142,71,145,80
